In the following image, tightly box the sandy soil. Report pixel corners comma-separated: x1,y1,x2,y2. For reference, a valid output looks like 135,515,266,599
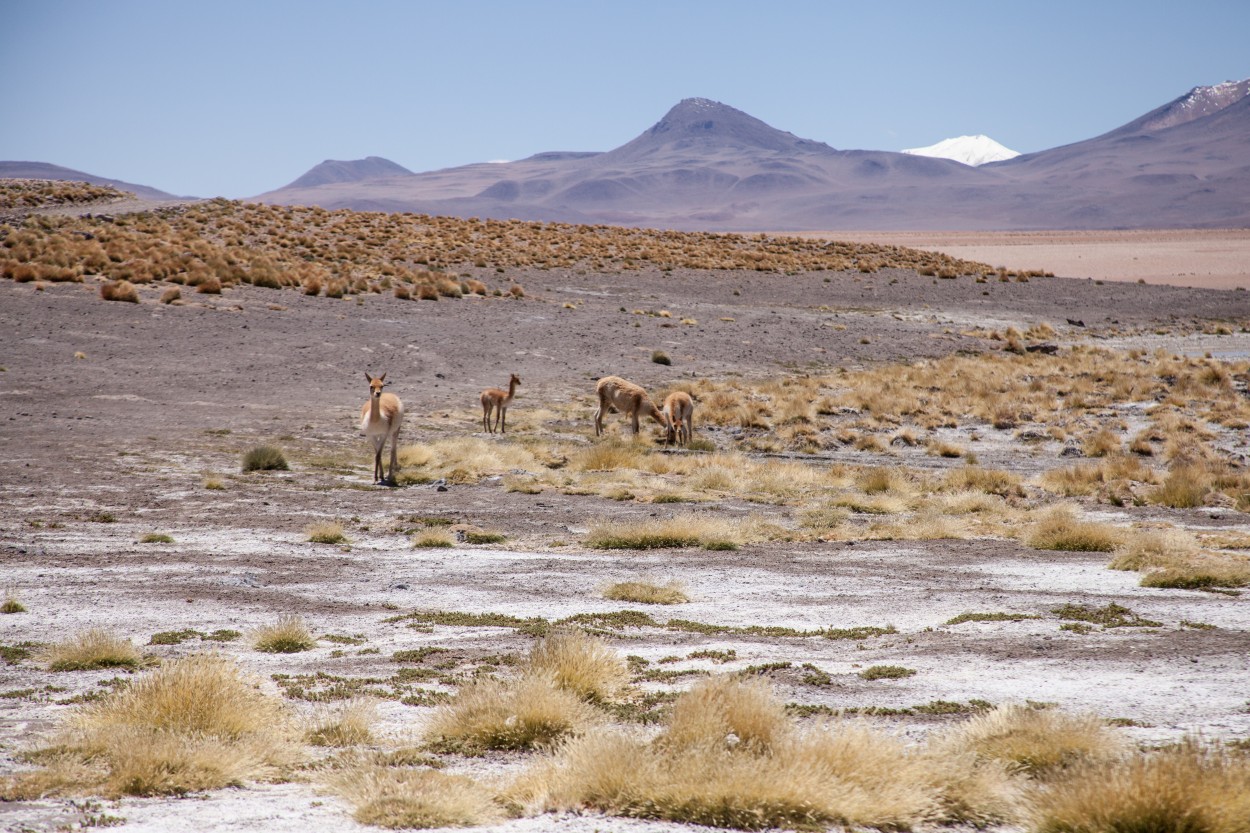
1,257,1249,832
792,229,1250,291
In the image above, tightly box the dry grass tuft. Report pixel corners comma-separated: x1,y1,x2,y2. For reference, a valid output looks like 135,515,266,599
43,628,143,671
306,521,347,544
425,673,601,754
241,445,289,472
528,629,628,703
586,513,741,551
2,591,26,614
1150,463,1211,508
936,703,1125,775
333,767,503,829
100,279,140,303
1026,507,1123,552
1027,741,1250,833
3,654,296,798
511,675,1020,830
251,615,316,654
397,437,540,485
603,580,688,605
306,699,376,747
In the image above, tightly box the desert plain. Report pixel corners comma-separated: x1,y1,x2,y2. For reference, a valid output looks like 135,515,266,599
1,196,1250,832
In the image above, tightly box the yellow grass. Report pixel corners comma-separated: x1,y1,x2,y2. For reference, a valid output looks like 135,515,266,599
1027,741,1250,833
251,615,316,653
306,699,376,747
333,767,503,829
396,437,541,485
4,655,296,798
936,703,1125,775
527,628,628,703
42,628,143,671
424,673,601,754
603,580,689,605
511,676,1020,830
586,513,742,550
1026,507,1124,552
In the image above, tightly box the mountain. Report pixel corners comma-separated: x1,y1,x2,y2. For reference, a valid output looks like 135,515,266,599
254,98,986,230
253,82,1250,230
283,156,413,188
0,161,180,201
902,135,1019,166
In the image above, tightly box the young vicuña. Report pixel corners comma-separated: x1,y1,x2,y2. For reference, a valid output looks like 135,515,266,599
360,372,404,484
662,391,695,446
480,373,521,434
595,376,670,437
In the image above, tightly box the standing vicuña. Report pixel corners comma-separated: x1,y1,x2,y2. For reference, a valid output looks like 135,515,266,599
595,376,670,437
360,372,404,485
481,373,521,434
662,391,695,446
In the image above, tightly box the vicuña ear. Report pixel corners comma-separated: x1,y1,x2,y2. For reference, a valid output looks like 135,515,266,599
364,372,374,384
378,372,387,384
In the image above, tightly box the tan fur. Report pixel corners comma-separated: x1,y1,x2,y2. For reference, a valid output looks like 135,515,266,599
360,372,404,484
595,376,670,437
480,373,520,434
662,391,695,446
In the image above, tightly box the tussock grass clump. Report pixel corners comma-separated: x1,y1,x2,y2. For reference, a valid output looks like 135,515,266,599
528,628,628,703
425,673,601,754
99,279,139,303
334,767,503,829
1109,528,1200,572
1026,507,1123,552
943,466,1025,498
3,654,296,798
586,513,741,551
511,675,1020,830
139,533,174,544
860,665,917,680
936,703,1125,776
251,615,315,653
43,628,143,671
603,580,688,605
1,592,26,614
241,445,288,472
306,699,376,747
396,437,540,485
306,521,347,544
412,530,455,548
1150,463,1210,508
1139,555,1250,590
1027,741,1250,833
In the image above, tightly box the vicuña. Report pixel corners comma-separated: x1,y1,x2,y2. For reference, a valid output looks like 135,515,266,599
480,373,521,434
360,372,404,485
595,376,670,437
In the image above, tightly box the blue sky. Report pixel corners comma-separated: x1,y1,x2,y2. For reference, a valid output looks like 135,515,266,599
3,0,1247,198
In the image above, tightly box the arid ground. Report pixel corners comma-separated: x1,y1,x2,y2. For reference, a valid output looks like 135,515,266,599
2,213,1250,831
811,229,1250,291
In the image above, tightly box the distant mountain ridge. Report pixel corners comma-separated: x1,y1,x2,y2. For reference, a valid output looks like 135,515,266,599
251,79,1250,230
8,80,1248,230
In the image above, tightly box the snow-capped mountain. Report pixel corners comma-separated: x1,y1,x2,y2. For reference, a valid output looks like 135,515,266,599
901,135,1019,166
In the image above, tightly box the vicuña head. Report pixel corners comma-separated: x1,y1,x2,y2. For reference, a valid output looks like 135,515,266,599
360,372,405,485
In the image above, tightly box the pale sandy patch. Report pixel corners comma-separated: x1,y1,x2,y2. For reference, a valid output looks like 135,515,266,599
788,229,1250,290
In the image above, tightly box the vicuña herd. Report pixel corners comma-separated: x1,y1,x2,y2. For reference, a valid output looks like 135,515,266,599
361,372,693,484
